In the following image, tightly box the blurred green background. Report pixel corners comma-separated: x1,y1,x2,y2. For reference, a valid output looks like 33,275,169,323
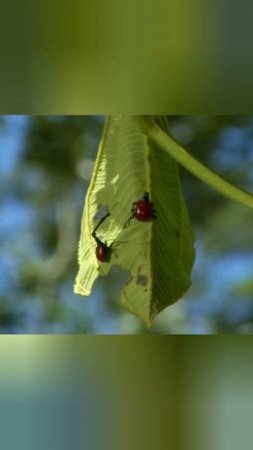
1,115,253,334
1,0,253,113
0,336,176,450
1,335,253,450
174,336,253,450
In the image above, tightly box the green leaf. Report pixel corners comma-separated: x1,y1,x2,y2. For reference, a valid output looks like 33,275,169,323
74,116,195,325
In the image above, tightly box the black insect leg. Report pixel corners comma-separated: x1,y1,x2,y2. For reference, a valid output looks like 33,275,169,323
92,212,111,238
92,234,104,246
124,212,136,228
124,215,133,228
151,209,157,219
123,203,137,228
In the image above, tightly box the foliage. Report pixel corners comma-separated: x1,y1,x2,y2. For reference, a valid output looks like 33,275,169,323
75,116,195,325
1,115,253,333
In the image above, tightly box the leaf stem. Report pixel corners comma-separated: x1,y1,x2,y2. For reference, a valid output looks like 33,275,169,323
141,117,253,211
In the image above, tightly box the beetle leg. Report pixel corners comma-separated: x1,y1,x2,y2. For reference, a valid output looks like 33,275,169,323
124,212,135,228
123,203,137,228
93,212,110,233
92,233,104,245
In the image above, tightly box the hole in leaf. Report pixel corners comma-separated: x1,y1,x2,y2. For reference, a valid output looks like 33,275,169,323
136,274,148,286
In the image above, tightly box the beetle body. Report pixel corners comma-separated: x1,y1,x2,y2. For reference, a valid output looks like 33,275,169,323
95,241,113,263
125,192,157,226
135,199,154,221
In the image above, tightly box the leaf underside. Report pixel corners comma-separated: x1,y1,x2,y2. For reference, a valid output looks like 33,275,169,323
74,116,195,326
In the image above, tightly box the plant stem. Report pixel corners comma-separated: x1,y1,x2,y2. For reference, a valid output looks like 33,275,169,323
141,117,253,211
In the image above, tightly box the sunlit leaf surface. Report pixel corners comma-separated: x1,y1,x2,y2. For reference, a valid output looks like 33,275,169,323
74,116,195,325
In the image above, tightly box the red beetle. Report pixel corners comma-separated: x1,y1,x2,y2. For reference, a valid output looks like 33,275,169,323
125,192,157,227
95,241,113,262
92,212,113,263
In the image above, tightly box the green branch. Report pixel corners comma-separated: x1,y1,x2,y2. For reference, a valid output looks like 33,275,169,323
141,117,253,211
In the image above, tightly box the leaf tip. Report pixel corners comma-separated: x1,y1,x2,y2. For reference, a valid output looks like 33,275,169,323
73,282,91,297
